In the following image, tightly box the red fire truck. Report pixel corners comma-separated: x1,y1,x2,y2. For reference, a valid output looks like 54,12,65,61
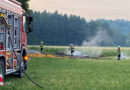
0,0,33,82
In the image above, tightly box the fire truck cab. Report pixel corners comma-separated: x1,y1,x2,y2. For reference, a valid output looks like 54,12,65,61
0,0,32,81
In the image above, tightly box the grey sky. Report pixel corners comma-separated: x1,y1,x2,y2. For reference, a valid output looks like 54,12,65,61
29,0,130,20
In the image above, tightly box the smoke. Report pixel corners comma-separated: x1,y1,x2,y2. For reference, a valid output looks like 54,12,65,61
120,53,126,60
82,30,112,46
81,48,102,57
120,51,130,60
64,30,130,59
81,30,112,57
65,50,89,57
65,30,112,57
65,47,102,57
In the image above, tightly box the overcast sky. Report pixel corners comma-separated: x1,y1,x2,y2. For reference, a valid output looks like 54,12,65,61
29,0,130,20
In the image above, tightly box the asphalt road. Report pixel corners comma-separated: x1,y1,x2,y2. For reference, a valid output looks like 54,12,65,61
28,50,40,54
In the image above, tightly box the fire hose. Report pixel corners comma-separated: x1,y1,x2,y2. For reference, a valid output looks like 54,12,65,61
8,29,43,88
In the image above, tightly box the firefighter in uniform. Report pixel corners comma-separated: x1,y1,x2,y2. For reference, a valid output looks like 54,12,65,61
117,46,121,60
40,41,44,53
69,44,75,56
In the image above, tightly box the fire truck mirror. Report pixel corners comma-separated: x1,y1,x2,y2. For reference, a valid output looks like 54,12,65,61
27,16,33,33
28,16,33,23
29,27,33,33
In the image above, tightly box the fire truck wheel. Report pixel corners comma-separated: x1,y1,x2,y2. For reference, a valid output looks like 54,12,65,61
18,61,24,78
0,60,4,81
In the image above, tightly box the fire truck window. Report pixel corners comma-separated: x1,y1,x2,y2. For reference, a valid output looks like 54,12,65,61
14,16,20,49
7,14,13,49
23,16,26,32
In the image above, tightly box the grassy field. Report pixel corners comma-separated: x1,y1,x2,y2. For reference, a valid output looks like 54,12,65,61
1,57,130,90
1,46,130,90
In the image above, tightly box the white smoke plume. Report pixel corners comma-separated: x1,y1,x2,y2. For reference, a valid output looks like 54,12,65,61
65,50,89,57
81,30,112,57
82,30,112,46
65,30,112,57
120,51,130,60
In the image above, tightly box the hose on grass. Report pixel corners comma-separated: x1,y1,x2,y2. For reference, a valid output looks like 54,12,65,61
8,31,43,88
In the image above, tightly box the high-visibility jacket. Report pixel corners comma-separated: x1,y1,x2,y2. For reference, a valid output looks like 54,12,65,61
117,48,121,54
69,46,75,51
40,43,44,48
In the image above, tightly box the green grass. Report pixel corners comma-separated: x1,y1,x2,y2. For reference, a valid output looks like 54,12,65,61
1,57,130,90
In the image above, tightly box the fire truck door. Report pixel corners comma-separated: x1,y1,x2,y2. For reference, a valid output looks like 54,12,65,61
6,14,14,69
6,14,20,70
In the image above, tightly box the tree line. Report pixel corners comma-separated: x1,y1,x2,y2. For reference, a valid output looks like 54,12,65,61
27,11,129,46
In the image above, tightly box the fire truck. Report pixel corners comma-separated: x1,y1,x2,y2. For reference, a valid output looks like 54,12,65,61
0,0,33,82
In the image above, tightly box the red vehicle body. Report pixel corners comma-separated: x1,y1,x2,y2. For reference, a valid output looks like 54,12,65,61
0,0,32,81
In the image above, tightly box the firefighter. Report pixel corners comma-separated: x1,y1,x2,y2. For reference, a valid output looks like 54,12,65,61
69,43,75,56
117,46,121,60
40,41,44,53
